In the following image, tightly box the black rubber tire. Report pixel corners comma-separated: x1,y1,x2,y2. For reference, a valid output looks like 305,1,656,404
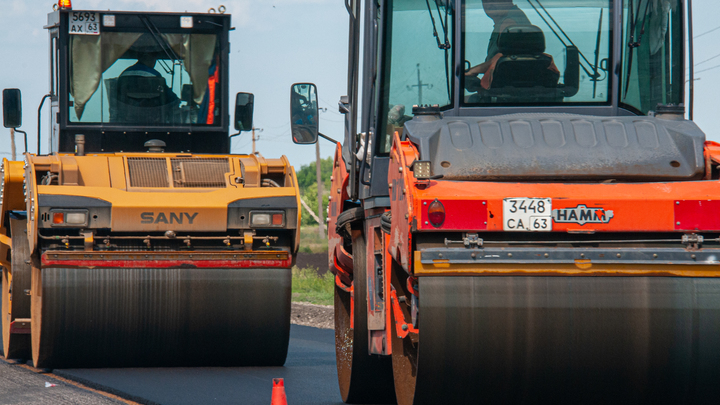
334,232,395,404
31,267,291,369
380,211,392,235
336,207,364,239
2,218,31,360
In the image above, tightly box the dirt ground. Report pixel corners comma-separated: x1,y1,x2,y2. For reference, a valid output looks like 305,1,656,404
295,252,328,274
292,252,333,329
291,302,333,330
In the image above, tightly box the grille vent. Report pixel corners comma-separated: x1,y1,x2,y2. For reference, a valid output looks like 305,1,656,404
127,157,230,188
127,158,169,188
171,158,229,188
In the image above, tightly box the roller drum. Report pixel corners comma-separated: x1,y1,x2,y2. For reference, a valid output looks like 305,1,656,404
412,276,720,404
32,267,291,369
2,218,31,360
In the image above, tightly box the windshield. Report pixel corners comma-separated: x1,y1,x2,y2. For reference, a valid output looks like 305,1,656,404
463,0,612,105
68,31,220,126
621,0,683,114
376,0,455,154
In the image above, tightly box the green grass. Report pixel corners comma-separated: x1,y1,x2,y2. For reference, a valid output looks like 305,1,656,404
292,266,334,306
299,226,329,253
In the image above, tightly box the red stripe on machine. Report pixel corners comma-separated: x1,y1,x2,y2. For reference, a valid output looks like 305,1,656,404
41,251,292,269
9,319,31,334
419,199,487,230
674,200,720,231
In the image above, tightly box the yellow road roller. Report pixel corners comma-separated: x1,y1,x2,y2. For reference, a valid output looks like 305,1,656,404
1,2,300,369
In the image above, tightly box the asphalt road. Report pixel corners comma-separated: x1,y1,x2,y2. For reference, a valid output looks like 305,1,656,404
2,324,344,404
0,359,124,405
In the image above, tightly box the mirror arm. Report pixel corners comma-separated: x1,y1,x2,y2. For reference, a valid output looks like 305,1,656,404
14,129,28,154
229,131,242,138
318,132,338,144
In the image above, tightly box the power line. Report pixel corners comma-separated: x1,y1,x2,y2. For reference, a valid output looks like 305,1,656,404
695,25,720,39
317,97,345,116
262,128,291,140
258,122,290,129
231,139,252,153
695,63,720,75
262,138,295,144
695,52,720,66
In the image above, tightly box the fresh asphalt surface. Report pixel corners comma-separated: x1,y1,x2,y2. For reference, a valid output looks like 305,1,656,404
55,325,343,405
2,318,344,404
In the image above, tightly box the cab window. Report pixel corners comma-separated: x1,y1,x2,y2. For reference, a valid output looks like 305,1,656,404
68,32,220,126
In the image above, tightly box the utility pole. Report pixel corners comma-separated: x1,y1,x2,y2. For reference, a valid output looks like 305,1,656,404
315,107,328,237
316,140,325,237
251,127,263,155
406,63,432,105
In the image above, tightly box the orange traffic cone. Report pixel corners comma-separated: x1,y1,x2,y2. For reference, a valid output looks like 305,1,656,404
271,378,288,405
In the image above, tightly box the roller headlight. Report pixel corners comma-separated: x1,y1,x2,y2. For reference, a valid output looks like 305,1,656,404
50,209,88,227
252,213,271,226
250,211,285,227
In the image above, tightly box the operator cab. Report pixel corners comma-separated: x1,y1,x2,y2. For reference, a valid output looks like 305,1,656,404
290,0,693,197
51,9,236,154
1,7,252,155
370,0,685,157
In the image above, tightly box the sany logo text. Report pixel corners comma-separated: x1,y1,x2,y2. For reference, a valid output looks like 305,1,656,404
140,212,198,225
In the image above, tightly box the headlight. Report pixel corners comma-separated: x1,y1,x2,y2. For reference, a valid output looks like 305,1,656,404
66,212,87,224
50,209,88,226
252,213,271,225
250,211,285,227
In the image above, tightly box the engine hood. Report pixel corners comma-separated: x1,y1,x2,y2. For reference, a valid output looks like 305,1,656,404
403,113,706,182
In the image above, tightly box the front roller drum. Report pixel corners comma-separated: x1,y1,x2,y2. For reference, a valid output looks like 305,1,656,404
31,267,291,369
393,276,720,405
2,218,31,360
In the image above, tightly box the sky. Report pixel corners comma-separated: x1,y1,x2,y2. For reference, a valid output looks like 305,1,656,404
1,0,720,170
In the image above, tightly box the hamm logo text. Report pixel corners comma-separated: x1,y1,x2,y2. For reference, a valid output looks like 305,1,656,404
552,205,613,226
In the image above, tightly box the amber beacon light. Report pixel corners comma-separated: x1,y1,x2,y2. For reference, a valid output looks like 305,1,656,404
58,0,72,9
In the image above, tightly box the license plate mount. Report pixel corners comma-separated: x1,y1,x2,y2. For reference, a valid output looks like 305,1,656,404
503,198,552,232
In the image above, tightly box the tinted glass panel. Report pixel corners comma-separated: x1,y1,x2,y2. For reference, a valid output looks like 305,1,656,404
68,32,220,126
377,0,454,154
463,0,612,105
621,0,683,114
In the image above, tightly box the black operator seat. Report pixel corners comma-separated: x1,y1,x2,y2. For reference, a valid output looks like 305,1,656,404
115,75,171,124
491,25,560,96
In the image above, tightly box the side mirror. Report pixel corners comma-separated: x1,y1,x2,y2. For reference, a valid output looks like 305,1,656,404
3,89,22,129
234,92,254,132
290,83,319,144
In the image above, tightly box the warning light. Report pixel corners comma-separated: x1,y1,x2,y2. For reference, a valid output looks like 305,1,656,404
427,199,446,228
58,0,72,9
53,212,65,225
272,213,284,226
